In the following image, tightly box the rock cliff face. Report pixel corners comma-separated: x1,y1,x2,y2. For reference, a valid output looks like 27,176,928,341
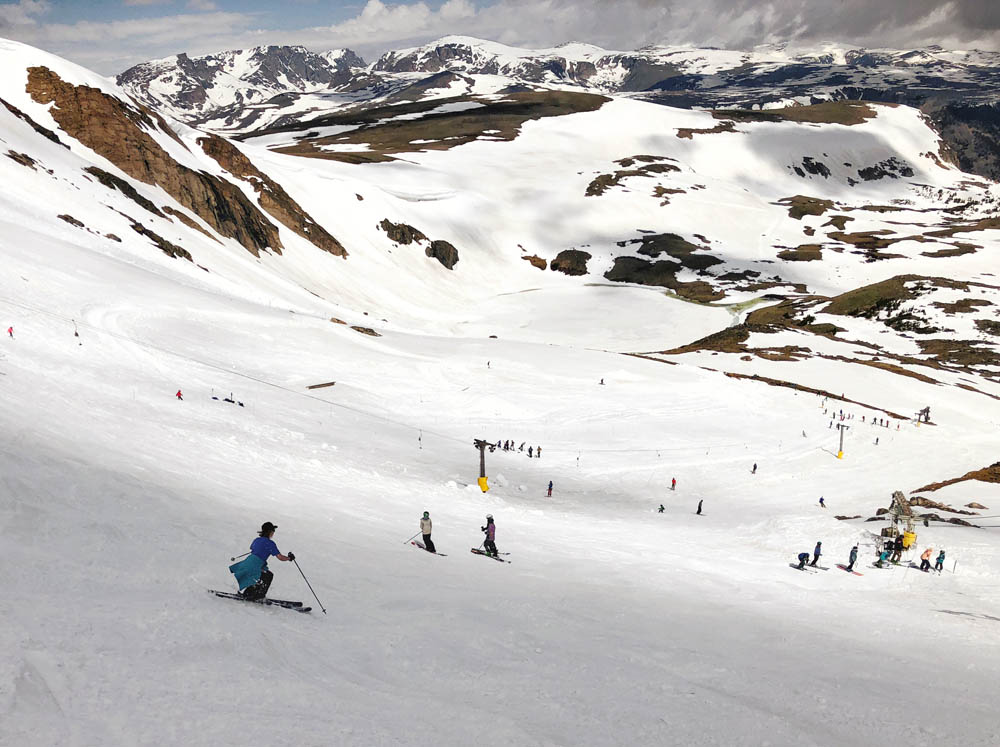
198,134,346,257
27,66,282,257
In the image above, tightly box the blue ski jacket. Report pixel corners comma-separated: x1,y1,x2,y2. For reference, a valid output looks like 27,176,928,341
229,554,266,591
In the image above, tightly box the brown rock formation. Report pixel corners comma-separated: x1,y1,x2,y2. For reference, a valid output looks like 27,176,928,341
379,219,427,245
84,166,165,217
522,255,547,270
198,135,346,257
550,249,591,276
426,239,459,270
130,222,192,261
26,67,281,257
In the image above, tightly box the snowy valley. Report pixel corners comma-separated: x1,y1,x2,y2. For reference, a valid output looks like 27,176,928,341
1,33,1000,746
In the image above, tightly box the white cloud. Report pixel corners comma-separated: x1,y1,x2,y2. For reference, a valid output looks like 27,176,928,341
123,0,168,6
0,0,50,28
186,0,217,10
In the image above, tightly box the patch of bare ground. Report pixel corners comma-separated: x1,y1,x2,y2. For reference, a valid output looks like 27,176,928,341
551,249,591,276
932,298,991,314
351,326,381,337
714,101,879,126
306,381,336,390
130,222,192,261
675,120,736,139
603,257,723,302
653,186,685,205
266,92,608,163
522,255,547,270
916,338,1000,368
822,215,853,230
777,244,823,261
776,195,834,219
913,462,1000,493
587,161,679,197
5,150,38,170
975,319,1000,336
921,243,978,258
821,357,941,384
910,496,979,515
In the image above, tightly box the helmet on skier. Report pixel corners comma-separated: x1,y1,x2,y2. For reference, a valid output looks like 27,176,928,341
423,511,429,518
486,514,493,520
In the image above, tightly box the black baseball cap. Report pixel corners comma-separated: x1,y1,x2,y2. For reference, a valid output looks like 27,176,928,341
261,522,277,533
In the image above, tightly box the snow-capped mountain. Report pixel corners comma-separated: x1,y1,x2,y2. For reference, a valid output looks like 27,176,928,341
118,44,368,125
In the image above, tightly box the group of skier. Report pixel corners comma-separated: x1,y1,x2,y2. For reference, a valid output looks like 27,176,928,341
796,538,946,573
494,440,542,458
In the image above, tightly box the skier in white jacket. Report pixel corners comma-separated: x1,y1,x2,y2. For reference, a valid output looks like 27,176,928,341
420,511,436,553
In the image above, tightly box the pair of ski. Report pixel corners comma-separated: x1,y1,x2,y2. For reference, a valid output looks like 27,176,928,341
210,589,312,613
788,563,830,573
471,548,511,563
411,541,447,556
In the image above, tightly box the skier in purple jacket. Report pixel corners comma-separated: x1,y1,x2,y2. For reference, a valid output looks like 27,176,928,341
481,515,498,557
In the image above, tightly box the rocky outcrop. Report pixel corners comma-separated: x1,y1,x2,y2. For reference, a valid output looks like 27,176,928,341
130,222,193,261
58,214,85,228
27,66,282,257
379,219,427,245
199,135,346,257
84,166,165,217
522,255,547,270
426,240,459,269
1,96,66,147
550,249,591,276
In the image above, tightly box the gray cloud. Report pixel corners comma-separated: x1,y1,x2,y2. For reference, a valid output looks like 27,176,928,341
2,0,1000,75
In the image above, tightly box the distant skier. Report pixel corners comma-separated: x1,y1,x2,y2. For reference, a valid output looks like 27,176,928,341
519,442,525,452
481,515,498,557
547,480,553,497
420,511,435,553
599,378,604,385
811,541,822,567
875,437,879,446
175,389,183,400
528,446,533,458
536,445,541,458
846,545,859,572
6,326,11,338
935,549,946,572
796,552,810,570
229,522,294,601
752,463,757,475
671,477,676,491
696,499,703,515
819,497,826,509
658,504,665,513
920,547,933,572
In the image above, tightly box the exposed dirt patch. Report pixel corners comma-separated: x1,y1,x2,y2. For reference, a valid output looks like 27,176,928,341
975,319,1000,336
777,195,834,220
653,186,685,205
379,219,427,245
603,256,723,302
921,243,978,258
265,92,608,163
550,249,591,276
0,96,67,147
522,255,547,270
719,372,909,418
932,298,991,314
676,120,736,139
58,214,85,228
351,326,381,337
715,101,879,126
616,233,722,272
917,338,1000,368
586,158,679,197
5,150,38,170
822,215,853,231
777,244,823,261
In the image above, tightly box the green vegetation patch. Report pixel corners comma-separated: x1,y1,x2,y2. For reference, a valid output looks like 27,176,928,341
713,101,879,126
777,195,835,220
777,244,823,261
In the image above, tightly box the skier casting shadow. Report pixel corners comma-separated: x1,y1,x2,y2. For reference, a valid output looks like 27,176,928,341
229,522,294,600
482,514,498,557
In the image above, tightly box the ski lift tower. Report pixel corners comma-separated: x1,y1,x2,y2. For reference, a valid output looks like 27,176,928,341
473,438,491,492
881,490,917,550
836,422,850,459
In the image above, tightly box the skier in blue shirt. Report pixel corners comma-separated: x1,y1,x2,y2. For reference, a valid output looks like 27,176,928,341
229,522,294,600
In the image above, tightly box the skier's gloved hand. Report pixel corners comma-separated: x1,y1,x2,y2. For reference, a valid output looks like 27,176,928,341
287,552,295,561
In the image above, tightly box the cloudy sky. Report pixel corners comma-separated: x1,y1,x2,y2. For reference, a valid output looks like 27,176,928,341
1,0,999,75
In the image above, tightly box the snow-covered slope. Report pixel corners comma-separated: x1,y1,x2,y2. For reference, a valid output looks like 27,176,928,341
3,37,1000,745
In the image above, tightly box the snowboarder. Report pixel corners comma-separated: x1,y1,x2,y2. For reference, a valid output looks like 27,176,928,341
175,389,183,400
796,552,810,570
920,547,933,572
528,446,533,458
671,477,676,491
229,522,294,601
420,511,435,553
696,499,703,515
875,548,890,568
536,445,541,458
658,504,665,513
811,541,822,567
481,515,498,557
752,463,757,474
846,545,859,572
547,480,553,497
819,496,826,509
935,550,946,572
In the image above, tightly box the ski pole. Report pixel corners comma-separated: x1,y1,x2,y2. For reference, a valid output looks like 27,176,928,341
293,558,327,615
231,551,250,561
403,531,421,544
